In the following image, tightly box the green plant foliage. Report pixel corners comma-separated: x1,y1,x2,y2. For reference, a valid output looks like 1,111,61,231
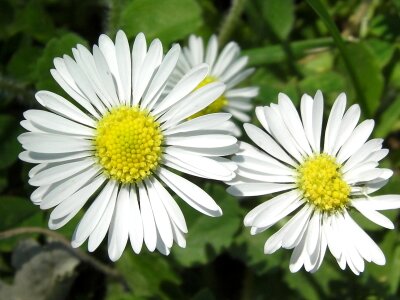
119,0,203,45
0,0,400,299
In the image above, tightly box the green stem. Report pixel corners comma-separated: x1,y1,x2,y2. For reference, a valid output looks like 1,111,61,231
306,0,370,116
218,0,248,46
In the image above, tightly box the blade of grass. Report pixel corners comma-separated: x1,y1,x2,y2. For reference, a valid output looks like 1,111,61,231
306,0,370,116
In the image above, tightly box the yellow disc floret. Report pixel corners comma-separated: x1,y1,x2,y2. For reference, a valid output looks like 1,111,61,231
188,76,228,119
297,154,350,212
94,106,163,184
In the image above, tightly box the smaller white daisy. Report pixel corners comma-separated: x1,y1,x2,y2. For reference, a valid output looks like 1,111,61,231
167,34,259,135
18,31,238,261
228,90,400,274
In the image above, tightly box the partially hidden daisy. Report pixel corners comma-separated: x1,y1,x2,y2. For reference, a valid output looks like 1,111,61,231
18,30,238,261
167,34,259,135
227,90,400,274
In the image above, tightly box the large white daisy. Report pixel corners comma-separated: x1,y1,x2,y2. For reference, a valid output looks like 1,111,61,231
18,30,238,261
167,34,259,135
227,90,400,274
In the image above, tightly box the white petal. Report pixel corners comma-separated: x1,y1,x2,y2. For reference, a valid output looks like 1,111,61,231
160,82,226,128
40,165,100,209
232,155,294,176
153,64,208,116
158,168,222,216
165,133,236,148
331,104,361,155
343,139,383,172
252,196,302,229
19,132,92,154
337,120,375,163
50,175,105,220
143,44,180,110
128,186,144,254
212,42,240,77
115,30,132,104
312,91,324,153
243,123,297,167
323,93,346,154
29,158,95,186
353,195,400,210
255,106,270,133
352,201,394,229
131,32,147,99
23,110,95,136
164,113,231,135
227,182,295,197
88,184,118,252
152,177,187,232
72,180,117,247
145,178,173,248
278,93,312,155
138,182,157,251
98,34,124,103
35,91,96,127
134,39,163,106
205,35,218,69
108,185,130,261
19,150,91,164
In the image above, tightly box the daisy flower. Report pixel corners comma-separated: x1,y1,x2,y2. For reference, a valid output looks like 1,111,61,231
167,34,259,135
227,90,400,274
18,30,238,261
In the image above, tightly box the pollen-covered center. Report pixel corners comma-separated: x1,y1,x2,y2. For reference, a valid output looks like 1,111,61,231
94,106,163,184
188,76,228,119
297,154,350,212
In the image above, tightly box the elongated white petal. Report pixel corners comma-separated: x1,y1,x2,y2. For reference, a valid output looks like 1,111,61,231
108,185,130,261
88,185,118,252
128,186,144,254
138,182,157,252
19,132,92,154
352,201,394,229
158,168,222,216
243,123,297,167
323,93,346,154
227,182,295,197
29,158,95,186
72,180,117,247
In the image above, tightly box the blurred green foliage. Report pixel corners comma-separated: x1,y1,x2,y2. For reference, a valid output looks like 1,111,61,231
0,0,400,299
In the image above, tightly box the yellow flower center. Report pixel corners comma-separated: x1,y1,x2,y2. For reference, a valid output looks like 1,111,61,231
94,106,163,184
297,154,350,212
188,76,228,119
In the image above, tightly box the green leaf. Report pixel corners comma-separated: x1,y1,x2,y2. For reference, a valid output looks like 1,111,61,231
365,39,396,69
0,115,22,170
306,0,373,116
343,42,384,116
7,45,42,83
12,0,56,43
171,184,242,267
374,96,400,138
119,0,203,46
261,0,294,40
284,272,321,300
243,38,333,66
230,225,287,275
34,33,87,93
112,251,180,299
0,196,38,231
298,71,346,101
